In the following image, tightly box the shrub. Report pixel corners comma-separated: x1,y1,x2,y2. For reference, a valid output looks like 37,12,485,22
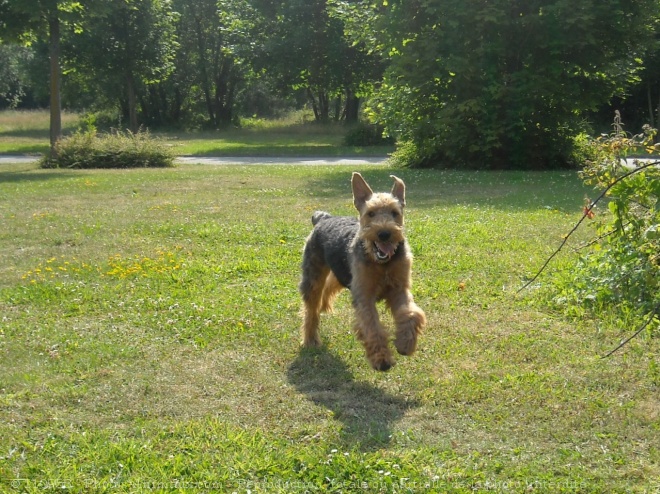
41,129,175,169
78,108,123,132
343,122,394,147
549,114,659,320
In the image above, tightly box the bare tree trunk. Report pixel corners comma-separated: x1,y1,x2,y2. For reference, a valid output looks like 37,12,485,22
194,15,215,127
126,73,139,133
48,13,62,158
647,81,655,129
307,88,320,121
344,88,360,123
333,94,341,121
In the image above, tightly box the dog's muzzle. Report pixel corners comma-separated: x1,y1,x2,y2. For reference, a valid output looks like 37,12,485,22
374,242,394,261
374,235,399,262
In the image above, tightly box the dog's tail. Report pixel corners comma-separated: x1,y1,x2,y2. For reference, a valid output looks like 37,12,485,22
312,211,332,226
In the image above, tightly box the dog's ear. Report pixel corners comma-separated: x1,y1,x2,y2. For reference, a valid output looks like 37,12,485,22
352,172,373,211
390,175,406,207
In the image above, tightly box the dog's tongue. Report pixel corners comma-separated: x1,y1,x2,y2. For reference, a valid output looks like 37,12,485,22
376,241,396,258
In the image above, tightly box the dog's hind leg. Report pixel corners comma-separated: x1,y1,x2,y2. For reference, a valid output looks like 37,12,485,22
299,247,329,348
320,272,344,313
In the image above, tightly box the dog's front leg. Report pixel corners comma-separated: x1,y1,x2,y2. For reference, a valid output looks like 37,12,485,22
352,297,395,371
387,290,426,356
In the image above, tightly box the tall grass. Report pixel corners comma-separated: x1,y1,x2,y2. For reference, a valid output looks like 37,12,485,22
0,110,394,157
0,109,80,134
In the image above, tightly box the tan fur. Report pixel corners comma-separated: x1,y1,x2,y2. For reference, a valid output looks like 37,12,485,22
299,173,426,371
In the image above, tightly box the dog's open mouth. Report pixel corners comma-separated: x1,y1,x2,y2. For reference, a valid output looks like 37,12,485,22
374,241,397,262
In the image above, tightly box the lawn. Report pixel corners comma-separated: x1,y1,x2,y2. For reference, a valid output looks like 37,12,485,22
0,110,393,157
0,161,658,493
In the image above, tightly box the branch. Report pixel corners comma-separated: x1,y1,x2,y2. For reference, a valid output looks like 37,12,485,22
571,223,625,252
517,159,660,293
601,306,659,358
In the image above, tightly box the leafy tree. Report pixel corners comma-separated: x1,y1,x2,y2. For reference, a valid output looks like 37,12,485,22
255,0,380,123
0,43,33,108
168,0,258,128
605,34,660,133
339,0,659,169
0,0,84,156
67,0,177,132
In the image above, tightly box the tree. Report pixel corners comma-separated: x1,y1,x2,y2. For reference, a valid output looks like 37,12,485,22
0,44,33,108
67,0,177,132
255,0,380,123
0,0,84,157
169,0,257,128
341,0,659,168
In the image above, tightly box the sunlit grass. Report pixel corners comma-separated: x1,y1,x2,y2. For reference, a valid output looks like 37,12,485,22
0,110,393,157
1,163,658,491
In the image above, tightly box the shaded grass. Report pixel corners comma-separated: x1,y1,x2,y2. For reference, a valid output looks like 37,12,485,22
0,164,658,492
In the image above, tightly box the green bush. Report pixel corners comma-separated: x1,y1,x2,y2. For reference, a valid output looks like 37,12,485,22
78,108,123,132
343,122,394,147
549,117,659,320
41,129,175,169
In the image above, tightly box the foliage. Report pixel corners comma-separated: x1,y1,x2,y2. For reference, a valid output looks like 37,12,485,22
162,0,259,129
66,0,178,132
254,0,381,123
0,44,33,109
78,107,123,131
0,0,88,156
342,122,393,146
337,0,660,169
40,128,175,168
550,114,659,322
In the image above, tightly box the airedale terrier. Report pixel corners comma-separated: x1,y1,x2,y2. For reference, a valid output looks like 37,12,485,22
299,172,426,371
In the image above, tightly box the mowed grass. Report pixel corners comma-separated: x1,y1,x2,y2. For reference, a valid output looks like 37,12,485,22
0,110,393,157
0,162,658,493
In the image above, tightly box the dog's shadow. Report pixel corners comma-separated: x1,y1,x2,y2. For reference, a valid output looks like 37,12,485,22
287,346,418,450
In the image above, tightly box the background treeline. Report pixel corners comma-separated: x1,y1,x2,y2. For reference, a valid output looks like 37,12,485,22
2,0,660,168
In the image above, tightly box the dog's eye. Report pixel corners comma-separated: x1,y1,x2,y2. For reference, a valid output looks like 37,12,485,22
391,210,399,218
368,211,376,218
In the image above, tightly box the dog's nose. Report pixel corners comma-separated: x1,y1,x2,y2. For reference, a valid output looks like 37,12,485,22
378,230,391,241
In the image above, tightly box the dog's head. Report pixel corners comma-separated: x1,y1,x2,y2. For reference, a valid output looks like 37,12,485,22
352,172,406,263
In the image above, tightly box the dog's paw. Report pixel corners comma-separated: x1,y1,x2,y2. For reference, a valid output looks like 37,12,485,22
301,336,322,348
368,348,395,372
394,307,425,356
394,329,418,356
371,357,394,372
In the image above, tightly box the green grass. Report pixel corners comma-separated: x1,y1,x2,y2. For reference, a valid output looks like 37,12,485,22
0,110,393,157
1,162,658,492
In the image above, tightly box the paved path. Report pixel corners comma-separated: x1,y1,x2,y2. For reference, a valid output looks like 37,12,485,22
177,156,387,165
0,155,388,166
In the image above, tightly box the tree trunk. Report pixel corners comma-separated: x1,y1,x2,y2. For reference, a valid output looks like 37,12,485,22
213,62,235,128
344,88,360,123
48,12,62,158
307,88,320,121
647,81,655,129
194,16,215,127
333,94,341,121
318,91,329,122
126,73,138,133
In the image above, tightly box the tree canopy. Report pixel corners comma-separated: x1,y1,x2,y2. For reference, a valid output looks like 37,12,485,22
335,0,659,168
2,0,660,168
